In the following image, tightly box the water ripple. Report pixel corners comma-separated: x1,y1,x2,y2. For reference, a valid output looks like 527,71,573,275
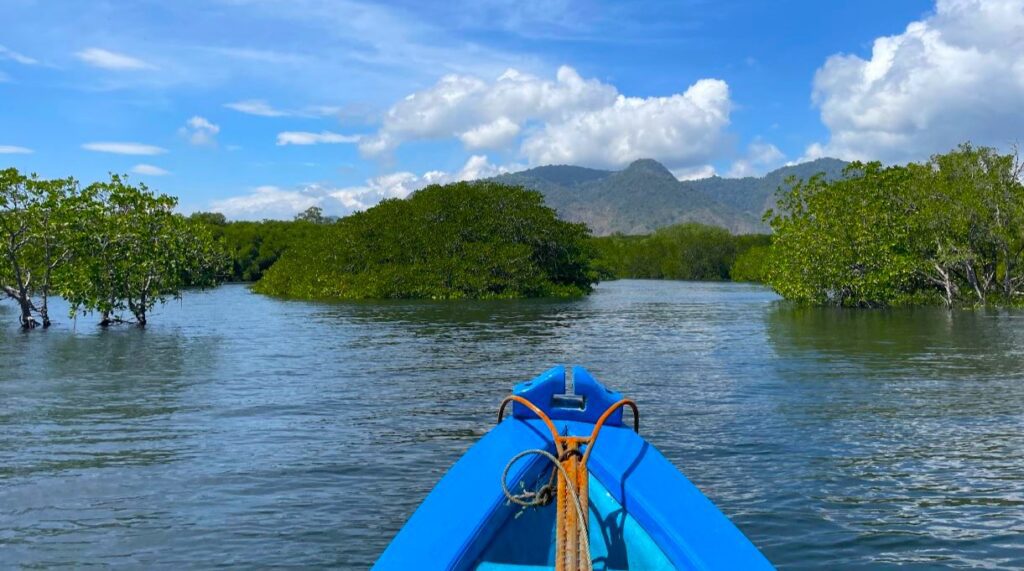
1,282,1023,569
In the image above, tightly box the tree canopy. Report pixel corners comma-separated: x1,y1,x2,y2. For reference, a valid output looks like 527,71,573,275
253,181,598,300
0,169,85,327
590,223,770,281
766,144,1024,307
190,213,322,282
0,169,224,328
61,175,225,326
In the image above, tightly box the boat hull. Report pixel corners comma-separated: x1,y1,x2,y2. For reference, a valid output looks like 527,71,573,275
374,367,773,570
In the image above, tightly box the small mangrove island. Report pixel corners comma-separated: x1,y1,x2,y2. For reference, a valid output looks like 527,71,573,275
252,181,598,300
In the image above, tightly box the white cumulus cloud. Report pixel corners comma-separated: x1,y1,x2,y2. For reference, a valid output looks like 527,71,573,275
179,116,220,147
358,66,618,157
131,164,170,176
209,155,516,220
521,79,732,169
82,142,167,155
74,48,155,71
328,155,514,212
276,131,362,145
359,65,733,171
810,0,1024,163
672,165,716,181
726,141,786,177
459,117,521,150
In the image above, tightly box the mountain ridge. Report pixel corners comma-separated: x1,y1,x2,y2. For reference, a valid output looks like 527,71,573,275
491,157,847,235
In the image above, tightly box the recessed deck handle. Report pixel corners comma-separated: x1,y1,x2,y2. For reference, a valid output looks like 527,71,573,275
551,394,586,411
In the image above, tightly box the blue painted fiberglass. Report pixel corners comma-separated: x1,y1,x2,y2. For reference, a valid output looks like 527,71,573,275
373,366,774,570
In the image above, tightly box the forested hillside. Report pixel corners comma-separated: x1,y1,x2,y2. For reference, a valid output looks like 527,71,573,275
492,158,846,235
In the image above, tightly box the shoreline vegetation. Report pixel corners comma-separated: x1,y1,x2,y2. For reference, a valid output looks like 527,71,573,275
591,225,769,283
765,143,1024,307
197,212,770,287
0,169,223,329
3,142,1022,328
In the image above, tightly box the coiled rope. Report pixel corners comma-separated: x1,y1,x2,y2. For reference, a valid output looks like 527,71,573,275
501,448,592,562
497,395,639,571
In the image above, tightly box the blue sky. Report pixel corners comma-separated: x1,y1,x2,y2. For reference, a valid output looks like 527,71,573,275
1,0,1022,219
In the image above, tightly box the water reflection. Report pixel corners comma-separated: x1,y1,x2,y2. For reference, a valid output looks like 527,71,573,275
0,328,207,473
761,305,1024,569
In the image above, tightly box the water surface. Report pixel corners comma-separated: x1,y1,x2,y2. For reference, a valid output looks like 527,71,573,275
1,281,1022,569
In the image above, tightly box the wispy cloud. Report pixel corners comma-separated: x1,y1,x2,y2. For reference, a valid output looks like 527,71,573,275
3,1,541,99
0,145,33,154
0,45,37,65
224,99,345,118
82,142,167,155
276,131,361,145
213,0,542,81
74,48,155,71
131,164,170,176
224,99,288,117
204,46,311,65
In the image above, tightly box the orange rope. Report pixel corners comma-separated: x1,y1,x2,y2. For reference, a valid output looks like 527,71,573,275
498,395,564,456
498,395,639,571
580,399,638,467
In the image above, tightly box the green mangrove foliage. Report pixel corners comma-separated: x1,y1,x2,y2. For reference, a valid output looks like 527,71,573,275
189,212,325,282
729,244,771,283
0,169,86,328
766,144,1024,307
590,223,770,281
253,181,598,299
0,168,224,328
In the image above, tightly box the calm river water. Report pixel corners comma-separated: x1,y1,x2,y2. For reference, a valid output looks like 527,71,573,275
1,281,1022,569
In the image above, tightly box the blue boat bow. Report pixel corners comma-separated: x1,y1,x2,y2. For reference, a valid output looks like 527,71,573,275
374,366,774,570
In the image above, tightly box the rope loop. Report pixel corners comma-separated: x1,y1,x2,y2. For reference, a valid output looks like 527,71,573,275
496,394,641,571
580,399,639,467
498,395,563,456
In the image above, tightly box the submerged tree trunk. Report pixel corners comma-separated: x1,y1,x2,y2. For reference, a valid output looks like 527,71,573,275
133,292,147,328
1004,249,1014,299
2,285,38,328
930,263,957,308
18,297,36,328
39,287,50,328
963,261,986,304
40,262,58,328
99,288,118,327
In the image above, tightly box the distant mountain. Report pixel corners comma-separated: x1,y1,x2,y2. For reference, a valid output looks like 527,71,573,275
685,158,848,220
491,157,847,235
